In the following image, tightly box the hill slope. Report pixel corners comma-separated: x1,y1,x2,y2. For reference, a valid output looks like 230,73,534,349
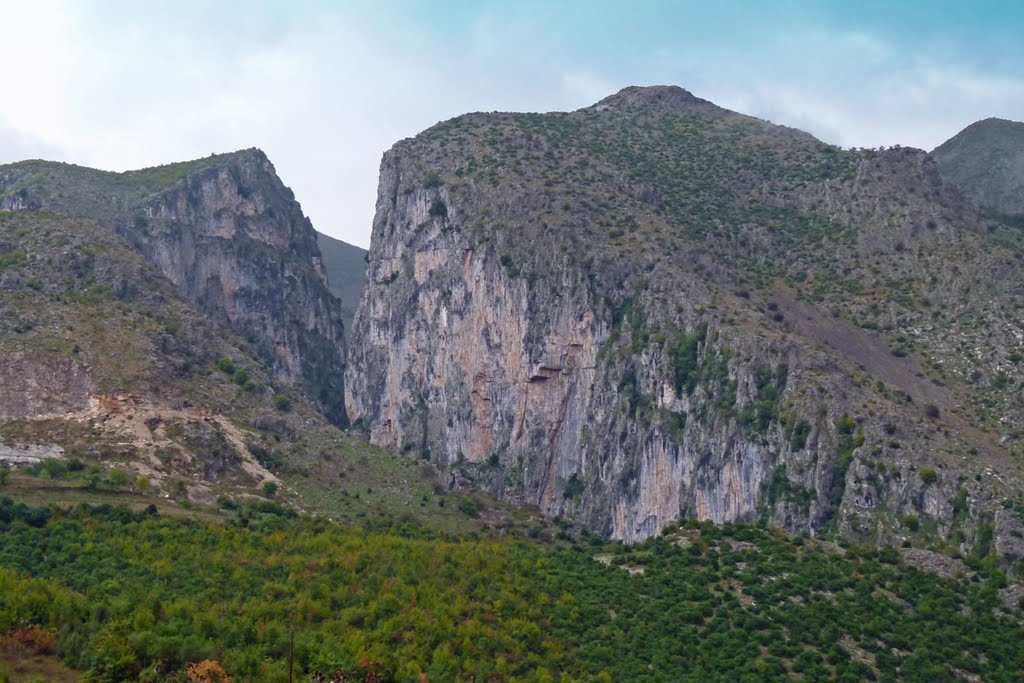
317,231,367,330
1,500,1021,681
347,85,1024,566
932,117,1024,218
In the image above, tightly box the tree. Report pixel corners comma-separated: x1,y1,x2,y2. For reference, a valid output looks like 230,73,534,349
187,660,232,683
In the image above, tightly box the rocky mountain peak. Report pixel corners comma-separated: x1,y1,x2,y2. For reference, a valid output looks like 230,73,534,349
589,84,717,113
0,150,348,425
932,116,1024,217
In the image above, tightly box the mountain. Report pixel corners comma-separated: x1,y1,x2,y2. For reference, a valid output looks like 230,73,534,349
347,85,1024,566
0,150,348,424
0,152,483,531
1,92,1024,682
317,231,367,330
932,117,1024,218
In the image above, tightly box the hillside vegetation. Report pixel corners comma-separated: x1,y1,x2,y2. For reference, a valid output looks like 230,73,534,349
0,496,1021,682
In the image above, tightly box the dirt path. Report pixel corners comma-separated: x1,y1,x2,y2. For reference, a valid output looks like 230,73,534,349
29,394,279,484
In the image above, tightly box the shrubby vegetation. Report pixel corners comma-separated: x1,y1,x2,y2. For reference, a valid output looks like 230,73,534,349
0,497,1021,681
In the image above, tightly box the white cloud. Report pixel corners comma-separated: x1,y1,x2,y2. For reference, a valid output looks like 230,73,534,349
0,0,76,148
0,5,1019,249
659,29,1024,152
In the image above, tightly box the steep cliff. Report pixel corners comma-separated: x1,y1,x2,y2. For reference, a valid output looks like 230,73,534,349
0,172,470,530
0,151,347,424
347,86,1024,566
119,151,347,424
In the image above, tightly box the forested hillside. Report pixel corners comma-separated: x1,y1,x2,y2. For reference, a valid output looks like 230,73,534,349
0,496,1021,682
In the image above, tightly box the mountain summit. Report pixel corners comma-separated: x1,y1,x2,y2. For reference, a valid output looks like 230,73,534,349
589,84,718,113
932,117,1024,217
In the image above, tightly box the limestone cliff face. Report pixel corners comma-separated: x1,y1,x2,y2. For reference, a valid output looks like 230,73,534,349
0,151,347,425
117,151,347,424
346,149,839,542
347,87,1024,563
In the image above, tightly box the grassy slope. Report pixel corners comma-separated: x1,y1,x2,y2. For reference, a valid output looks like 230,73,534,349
0,151,256,222
932,117,1024,217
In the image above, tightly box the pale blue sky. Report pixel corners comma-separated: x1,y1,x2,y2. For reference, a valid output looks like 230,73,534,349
0,1,1020,246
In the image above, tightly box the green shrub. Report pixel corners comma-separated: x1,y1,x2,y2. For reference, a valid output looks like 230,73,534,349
274,395,291,412
106,469,130,489
457,499,479,517
563,474,585,499
836,414,857,435
790,420,812,450
919,468,938,485
429,199,448,219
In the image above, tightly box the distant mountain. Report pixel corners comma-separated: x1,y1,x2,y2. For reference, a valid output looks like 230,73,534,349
316,231,367,330
932,117,1024,218
347,85,1024,564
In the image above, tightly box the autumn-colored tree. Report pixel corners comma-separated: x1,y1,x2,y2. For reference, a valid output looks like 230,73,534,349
11,626,56,654
187,660,232,683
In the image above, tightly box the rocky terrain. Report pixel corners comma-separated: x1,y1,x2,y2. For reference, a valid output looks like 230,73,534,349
347,85,1024,568
3,87,1024,572
2,87,1024,682
0,151,347,424
0,155,482,531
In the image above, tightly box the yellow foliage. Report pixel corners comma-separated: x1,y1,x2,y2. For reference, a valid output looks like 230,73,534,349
186,659,232,683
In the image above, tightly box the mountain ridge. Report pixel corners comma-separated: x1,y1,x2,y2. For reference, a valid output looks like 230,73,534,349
317,231,367,331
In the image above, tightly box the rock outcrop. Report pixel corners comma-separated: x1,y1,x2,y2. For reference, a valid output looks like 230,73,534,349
119,151,347,424
0,151,347,425
348,86,1024,563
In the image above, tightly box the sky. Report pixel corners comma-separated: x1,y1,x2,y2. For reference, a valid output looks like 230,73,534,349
0,1,1021,247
